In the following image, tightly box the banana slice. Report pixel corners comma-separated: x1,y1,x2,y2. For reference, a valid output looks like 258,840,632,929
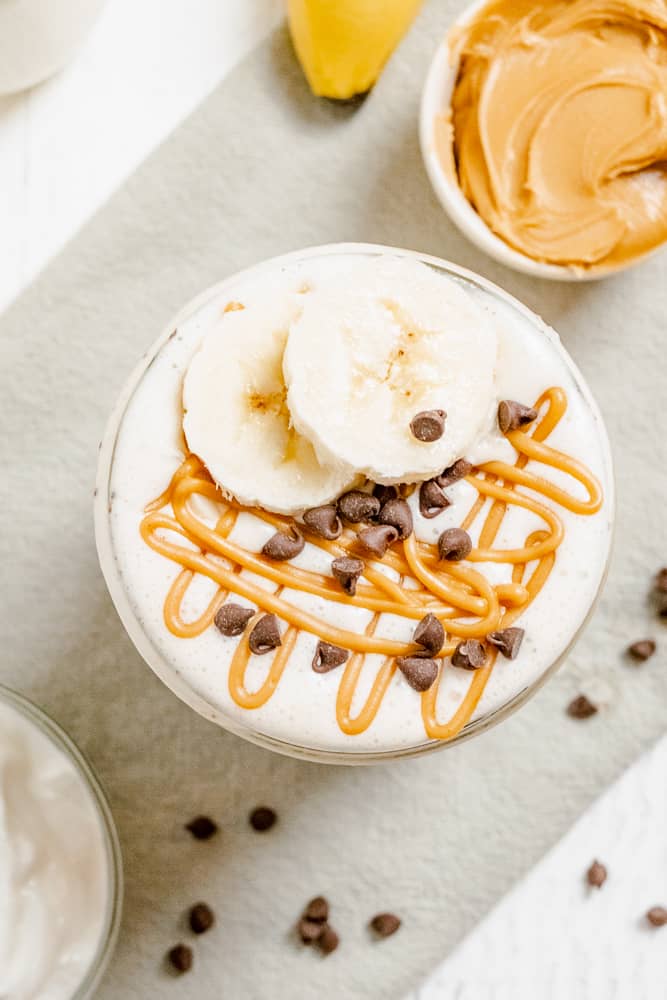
283,258,498,484
182,297,357,515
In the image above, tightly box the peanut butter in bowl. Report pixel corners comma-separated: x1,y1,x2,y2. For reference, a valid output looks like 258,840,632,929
422,0,667,277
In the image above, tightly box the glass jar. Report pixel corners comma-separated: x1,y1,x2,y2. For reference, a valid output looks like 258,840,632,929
0,684,123,997
94,243,614,764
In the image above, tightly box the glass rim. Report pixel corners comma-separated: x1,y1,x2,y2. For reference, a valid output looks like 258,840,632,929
94,241,615,764
0,683,124,996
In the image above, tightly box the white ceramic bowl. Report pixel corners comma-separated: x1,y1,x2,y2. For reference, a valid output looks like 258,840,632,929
0,0,107,95
419,0,651,281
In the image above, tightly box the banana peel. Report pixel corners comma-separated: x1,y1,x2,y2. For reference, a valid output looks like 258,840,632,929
287,0,423,100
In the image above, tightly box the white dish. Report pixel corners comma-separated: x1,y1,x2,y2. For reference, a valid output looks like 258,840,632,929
419,0,654,282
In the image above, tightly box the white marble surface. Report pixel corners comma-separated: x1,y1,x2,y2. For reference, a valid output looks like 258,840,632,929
0,0,282,315
1,1,666,998
408,734,667,999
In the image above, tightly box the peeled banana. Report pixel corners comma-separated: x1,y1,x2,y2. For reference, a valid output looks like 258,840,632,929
287,0,423,100
283,258,497,484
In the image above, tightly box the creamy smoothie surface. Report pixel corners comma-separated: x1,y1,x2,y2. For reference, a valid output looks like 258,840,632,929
0,700,110,999
104,252,613,755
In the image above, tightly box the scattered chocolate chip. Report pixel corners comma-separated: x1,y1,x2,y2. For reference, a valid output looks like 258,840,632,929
451,639,487,670
299,918,325,943
413,613,445,655
567,694,598,719
378,498,413,539
337,490,380,523
410,409,447,442
372,483,399,505
419,478,451,519
168,944,193,974
318,925,340,955
370,913,401,938
304,896,329,922
261,525,305,561
189,902,215,934
498,400,538,434
331,557,364,596
655,568,667,594
487,627,525,660
647,906,667,927
249,806,277,832
357,524,399,558
214,603,255,637
396,656,439,692
437,458,473,488
586,860,607,888
248,614,282,655
312,641,349,673
303,505,342,540
437,527,472,562
185,816,218,840
628,639,656,661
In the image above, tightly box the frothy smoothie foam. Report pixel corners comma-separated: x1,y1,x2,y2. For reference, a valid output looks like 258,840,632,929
96,247,613,761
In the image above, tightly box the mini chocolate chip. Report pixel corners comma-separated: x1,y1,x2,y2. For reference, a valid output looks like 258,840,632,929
655,567,667,593
567,694,598,719
437,458,473,488
249,806,277,832
419,478,451,519
214,603,255,637
437,527,472,562
378,498,413,539
413,613,445,655
586,861,607,889
396,656,439,692
168,944,193,974
299,918,325,943
487,627,525,660
261,525,305,561
303,505,342,540
337,490,380,523
498,399,538,434
372,483,399,505
185,816,218,840
370,913,401,937
248,614,282,655
331,557,364,596
357,524,399,558
312,641,349,673
410,409,446,442
318,925,340,955
647,906,667,927
451,639,487,670
304,896,329,923
189,902,215,934
628,639,656,661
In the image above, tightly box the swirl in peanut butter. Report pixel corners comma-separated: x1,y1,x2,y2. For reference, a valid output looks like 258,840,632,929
140,387,602,742
449,0,667,269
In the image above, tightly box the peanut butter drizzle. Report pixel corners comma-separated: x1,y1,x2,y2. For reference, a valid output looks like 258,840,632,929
140,387,602,742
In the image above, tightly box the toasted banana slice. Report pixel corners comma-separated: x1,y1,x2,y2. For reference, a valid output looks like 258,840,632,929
283,258,498,484
182,297,357,515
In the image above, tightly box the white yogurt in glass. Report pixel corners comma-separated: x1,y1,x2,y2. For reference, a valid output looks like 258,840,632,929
95,245,614,762
0,688,121,999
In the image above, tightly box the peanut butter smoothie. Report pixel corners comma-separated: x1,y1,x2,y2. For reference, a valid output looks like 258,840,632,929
96,248,613,760
449,0,667,270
